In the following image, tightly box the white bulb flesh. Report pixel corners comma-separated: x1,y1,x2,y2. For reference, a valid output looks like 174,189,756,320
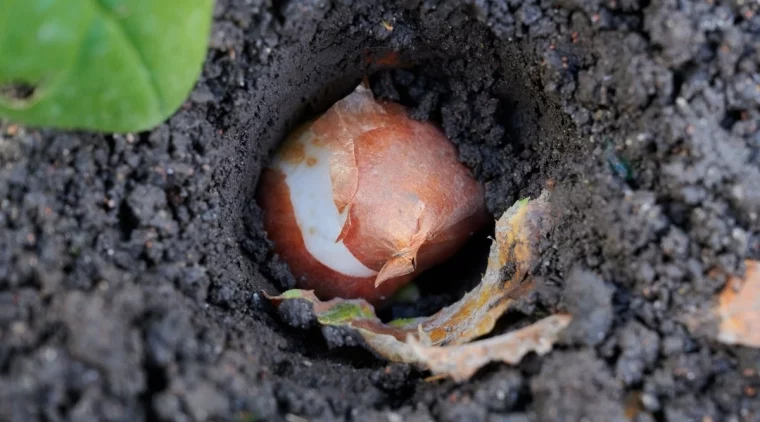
273,129,378,278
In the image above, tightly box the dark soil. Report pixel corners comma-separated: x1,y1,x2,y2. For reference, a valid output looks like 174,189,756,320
2,0,760,421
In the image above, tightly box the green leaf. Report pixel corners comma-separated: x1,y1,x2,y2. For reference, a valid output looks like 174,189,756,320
0,0,213,133
388,317,421,328
318,302,375,324
279,289,307,300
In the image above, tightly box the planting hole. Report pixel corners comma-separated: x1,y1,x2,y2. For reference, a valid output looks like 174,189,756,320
240,14,584,368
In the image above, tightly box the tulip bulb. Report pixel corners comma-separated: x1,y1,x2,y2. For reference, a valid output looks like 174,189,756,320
257,84,488,304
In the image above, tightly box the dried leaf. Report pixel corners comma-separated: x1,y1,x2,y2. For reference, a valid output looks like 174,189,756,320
418,194,550,346
715,260,760,348
264,190,556,371
407,314,572,382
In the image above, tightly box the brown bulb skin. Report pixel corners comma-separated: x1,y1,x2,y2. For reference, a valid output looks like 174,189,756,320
257,85,488,305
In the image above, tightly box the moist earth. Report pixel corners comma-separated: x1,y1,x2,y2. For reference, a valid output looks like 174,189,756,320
1,0,760,421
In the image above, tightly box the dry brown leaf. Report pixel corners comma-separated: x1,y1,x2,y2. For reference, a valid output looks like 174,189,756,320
715,260,760,348
407,314,571,382
418,191,552,347
264,190,556,371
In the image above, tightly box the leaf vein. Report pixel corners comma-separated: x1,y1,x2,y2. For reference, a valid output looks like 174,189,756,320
89,0,164,113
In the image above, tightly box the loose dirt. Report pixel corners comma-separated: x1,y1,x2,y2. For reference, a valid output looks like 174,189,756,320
1,0,759,421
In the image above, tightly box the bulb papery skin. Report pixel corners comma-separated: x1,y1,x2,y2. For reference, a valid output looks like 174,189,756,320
257,84,488,305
